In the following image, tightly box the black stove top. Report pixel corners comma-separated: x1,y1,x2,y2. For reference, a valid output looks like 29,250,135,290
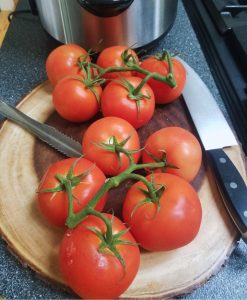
183,0,247,155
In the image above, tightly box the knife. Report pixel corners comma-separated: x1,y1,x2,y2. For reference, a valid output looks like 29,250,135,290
181,60,247,243
0,100,82,158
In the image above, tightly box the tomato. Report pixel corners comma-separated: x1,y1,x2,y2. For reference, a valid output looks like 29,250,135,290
101,76,155,129
52,76,101,122
82,117,141,176
142,127,202,182
96,45,139,80
122,173,202,251
46,44,89,86
37,158,108,227
139,57,186,104
59,213,140,299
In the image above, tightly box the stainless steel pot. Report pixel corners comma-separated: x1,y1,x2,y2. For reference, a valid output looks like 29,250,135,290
35,0,178,51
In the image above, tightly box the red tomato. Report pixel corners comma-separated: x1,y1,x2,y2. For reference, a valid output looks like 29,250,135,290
59,213,140,299
46,44,89,86
139,57,186,104
82,117,141,176
122,173,202,251
37,158,108,227
142,127,202,182
96,45,139,80
101,76,155,129
52,76,101,122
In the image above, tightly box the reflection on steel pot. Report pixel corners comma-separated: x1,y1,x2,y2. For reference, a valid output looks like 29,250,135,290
34,0,178,51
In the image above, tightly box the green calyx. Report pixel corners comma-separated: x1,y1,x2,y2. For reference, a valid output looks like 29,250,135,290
131,174,166,219
154,51,176,88
121,48,138,67
114,76,151,115
96,135,135,168
87,212,137,271
39,158,94,195
145,150,179,172
155,51,169,62
77,51,91,64
80,63,105,104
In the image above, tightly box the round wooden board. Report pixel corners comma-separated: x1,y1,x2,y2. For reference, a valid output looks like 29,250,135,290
0,81,245,299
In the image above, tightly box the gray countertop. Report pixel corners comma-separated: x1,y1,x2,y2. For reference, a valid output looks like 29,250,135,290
0,0,246,299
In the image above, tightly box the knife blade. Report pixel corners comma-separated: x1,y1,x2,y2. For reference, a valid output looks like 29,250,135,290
181,60,247,243
0,100,82,158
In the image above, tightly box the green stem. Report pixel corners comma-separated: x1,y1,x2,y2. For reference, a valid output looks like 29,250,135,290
65,178,114,228
95,66,135,80
79,61,176,88
132,72,154,96
55,174,74,218
133,161,166,171
86,209,113,242
166,51,174,76
136,65,176,87
116,146,135,166
79,61,104,73
124,173,157,200
66,160,166,229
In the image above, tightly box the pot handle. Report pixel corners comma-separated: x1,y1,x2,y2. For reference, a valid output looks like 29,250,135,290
77,0,134,17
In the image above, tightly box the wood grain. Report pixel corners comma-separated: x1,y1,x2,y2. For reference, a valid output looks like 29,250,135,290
0,81,245,299
0,0,18,47
0,11,11,47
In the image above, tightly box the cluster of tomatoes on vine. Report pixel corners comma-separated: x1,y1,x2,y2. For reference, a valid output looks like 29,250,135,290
37,44,203,299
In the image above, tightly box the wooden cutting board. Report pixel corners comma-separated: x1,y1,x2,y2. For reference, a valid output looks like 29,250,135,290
0,80,245,299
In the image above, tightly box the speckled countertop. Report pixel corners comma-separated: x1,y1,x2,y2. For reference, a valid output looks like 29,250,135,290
0,0,247,299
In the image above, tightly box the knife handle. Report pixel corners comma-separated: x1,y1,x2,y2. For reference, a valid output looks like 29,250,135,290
207,148,247,242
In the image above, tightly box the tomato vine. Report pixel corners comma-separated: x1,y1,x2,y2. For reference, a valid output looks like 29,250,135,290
64,148,171,229
78,49,177,88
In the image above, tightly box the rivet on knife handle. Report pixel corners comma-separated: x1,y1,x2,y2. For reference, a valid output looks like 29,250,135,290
0,100,82,158
208,148,247,242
